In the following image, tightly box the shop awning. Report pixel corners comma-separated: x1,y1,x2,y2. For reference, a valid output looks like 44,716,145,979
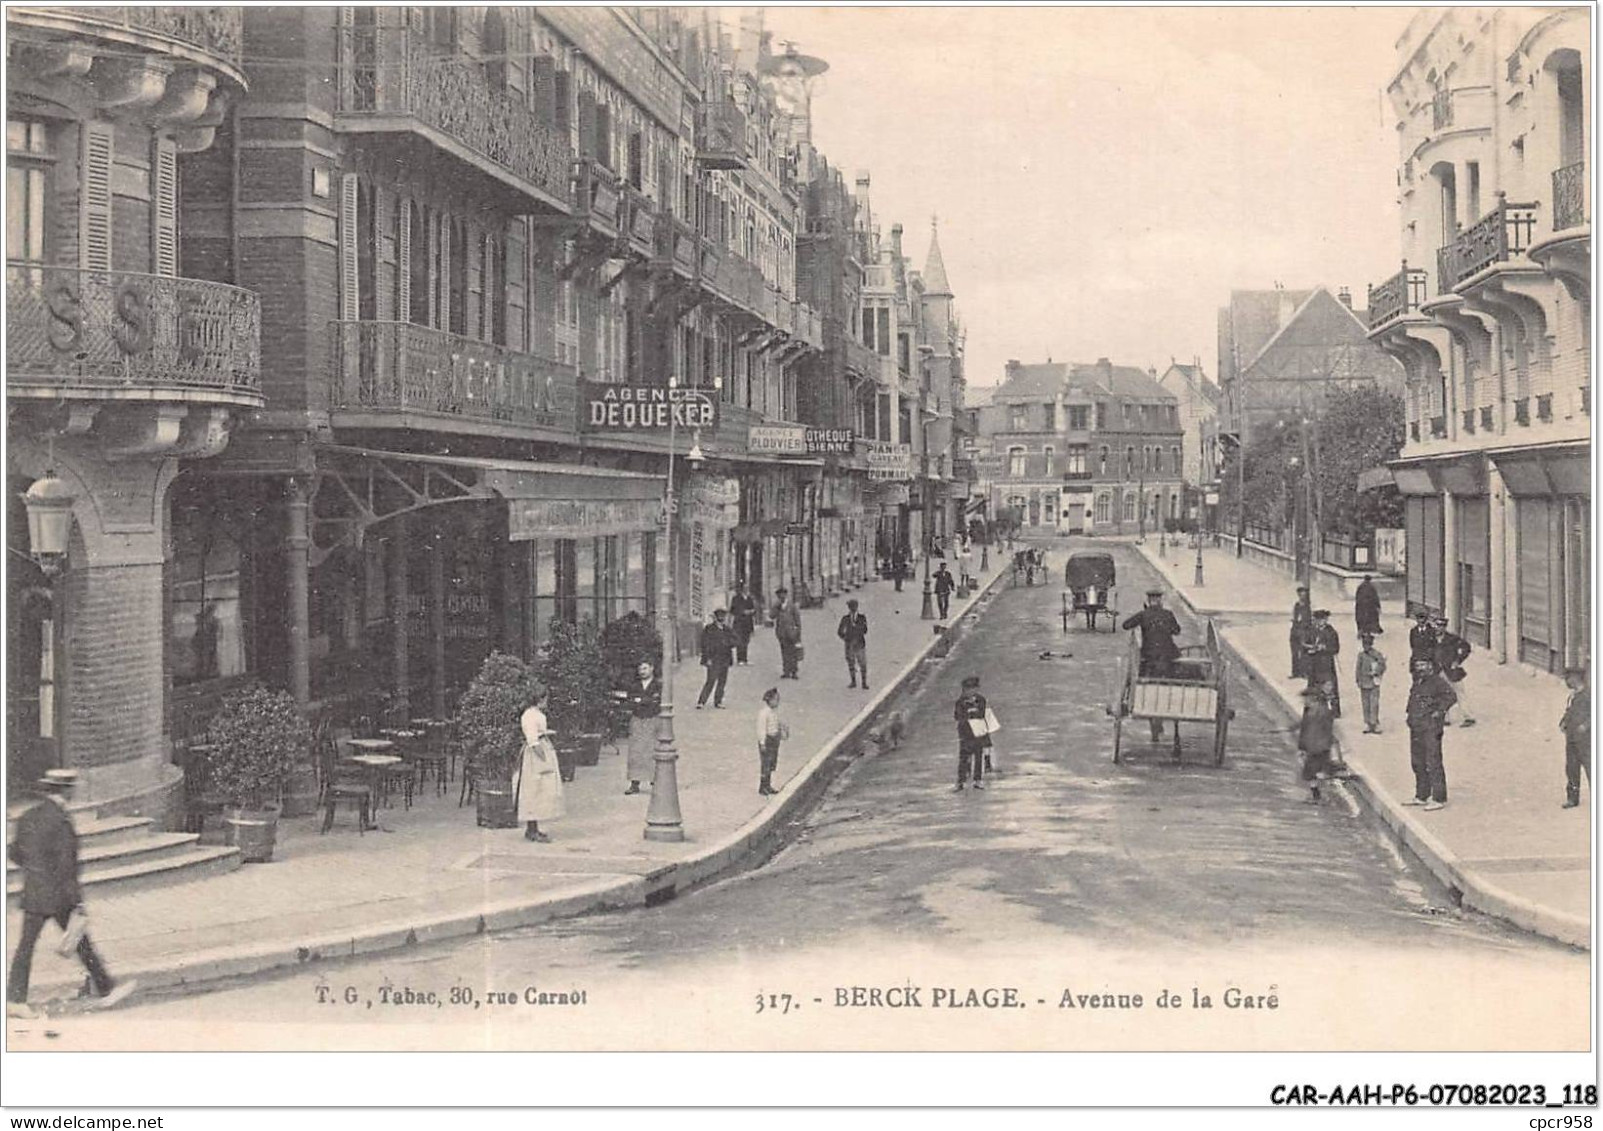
1356,467,1395,492
310,445,664,554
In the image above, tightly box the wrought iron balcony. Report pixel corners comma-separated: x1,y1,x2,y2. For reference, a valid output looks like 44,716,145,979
623,188,656,260
1552,162,1586,232
704,250,766,313
1367,264,1428,330
1536,393,1553,422
696,98,749,169
336,27,572,211
330,320,577,433
1437,196,1539,292
653,215,698,280
7,263,261,400
36,6,244,69
1062,469,1093,482
1514,397,1531,426
574,158,622,238
1429,415,1448,439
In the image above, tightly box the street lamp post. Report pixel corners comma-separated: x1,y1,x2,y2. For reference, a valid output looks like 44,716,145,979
644,375,713,844
24,469,76,771
920,491,935,619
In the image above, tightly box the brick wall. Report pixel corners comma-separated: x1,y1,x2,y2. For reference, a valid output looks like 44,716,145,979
238,236,337,414
63,562,165,770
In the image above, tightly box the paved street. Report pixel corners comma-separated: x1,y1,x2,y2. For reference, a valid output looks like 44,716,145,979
20,543,1586,1051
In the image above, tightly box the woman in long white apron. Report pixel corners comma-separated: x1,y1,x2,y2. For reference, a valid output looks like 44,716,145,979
622,661,662,794
515,688,565,842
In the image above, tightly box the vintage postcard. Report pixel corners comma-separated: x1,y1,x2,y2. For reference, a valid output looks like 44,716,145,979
3,1,1594,1109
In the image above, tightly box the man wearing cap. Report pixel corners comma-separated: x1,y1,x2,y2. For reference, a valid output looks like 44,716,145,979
1405,656,1457,810
696,608,736,710
1289,586,1313,679
934,563,956,619
1408,608,1440,668
953,675,991,791
1123,590,1183,742
1304,608,1342,718
837,598,870,690
1354,574,1383,638
1431,615,1476,727
772,587,803,679
8,770,136,1018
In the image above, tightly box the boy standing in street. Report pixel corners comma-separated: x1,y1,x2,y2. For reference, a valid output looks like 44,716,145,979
837,598,869,689
1297,686,1336,804
1356,633,1388,735
1404,657,1457,811
953,675,991,791
1560,667,1590,809
755,688,789,797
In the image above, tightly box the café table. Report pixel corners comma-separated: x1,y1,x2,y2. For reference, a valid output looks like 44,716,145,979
343,752,402,831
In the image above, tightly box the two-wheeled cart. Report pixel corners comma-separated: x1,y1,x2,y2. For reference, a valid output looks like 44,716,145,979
1062,551,1118,632
1108,619,1233,766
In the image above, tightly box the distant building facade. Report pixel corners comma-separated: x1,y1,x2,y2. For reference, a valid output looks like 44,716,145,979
1157,359,1221,521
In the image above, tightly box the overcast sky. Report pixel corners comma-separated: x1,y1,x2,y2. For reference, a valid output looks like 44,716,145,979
755,5,1412,389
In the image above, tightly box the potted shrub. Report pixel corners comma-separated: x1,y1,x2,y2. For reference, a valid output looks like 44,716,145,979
599,610,664,686
544,619,611,775
456,650,538,829
203,684,310,863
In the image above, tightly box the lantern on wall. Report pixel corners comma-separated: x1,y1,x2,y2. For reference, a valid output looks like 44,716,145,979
24,472,75,577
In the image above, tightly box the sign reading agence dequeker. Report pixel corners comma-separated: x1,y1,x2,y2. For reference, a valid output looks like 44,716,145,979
581,381,719,431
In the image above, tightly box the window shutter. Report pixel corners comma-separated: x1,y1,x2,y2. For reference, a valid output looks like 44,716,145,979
150,137,179,276
79,120,114,270
436,215,450,331
339,173,360,320
396,197,412,322
577,90,596,158
532,55,556,125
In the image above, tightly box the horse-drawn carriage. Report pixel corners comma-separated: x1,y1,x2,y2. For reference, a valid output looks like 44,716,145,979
1108,619,1233,765
1061,551,1118,631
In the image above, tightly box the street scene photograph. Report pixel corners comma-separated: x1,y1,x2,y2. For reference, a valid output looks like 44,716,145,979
1,0,1595,1106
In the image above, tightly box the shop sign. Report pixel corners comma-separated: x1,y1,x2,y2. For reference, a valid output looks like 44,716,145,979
748,424,807,454
507,497,664,541
866,441,914,481
684,476,740,528
581,381,718,431
688,521,706,621
875,483,911,506
804,428,854,454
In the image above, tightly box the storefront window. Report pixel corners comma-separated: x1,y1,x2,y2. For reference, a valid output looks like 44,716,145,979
170,515,247,685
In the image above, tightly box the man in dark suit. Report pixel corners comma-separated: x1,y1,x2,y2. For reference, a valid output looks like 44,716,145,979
696,608,736,709
1408,608,1440,667
1304,608,1342,718
729,582,758,665
934,564,956,619
953,675,991,791
837,598,870,689
1123,589,1183,742
1289,585,1313,678
7,770,135,1018
1354,574,1383,638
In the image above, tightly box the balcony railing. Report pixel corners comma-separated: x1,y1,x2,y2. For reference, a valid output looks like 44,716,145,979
623,188,656,260
1429,415,1448,439
696,98,749,169
1062,469,1093,482
336,27,572,210
330,320,576,432
705,250,765,313
1367,264,1428,330
1479,406,1493,432
1437,197,1539,292
842,337,879,380
1536,393,1553,422
1514,397,1531,426
58,7,243,68
575,158,622,236
652,215,698,280
7,263,261,397
1553,162,1586,232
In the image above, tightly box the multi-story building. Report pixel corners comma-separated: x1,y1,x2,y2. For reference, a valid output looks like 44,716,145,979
1366,7,1589,675
7,6,260,803
975,359,1184,536
1157,358,1221,519
6,6,972,811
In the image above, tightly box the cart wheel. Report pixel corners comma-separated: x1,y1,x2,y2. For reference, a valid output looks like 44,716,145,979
1112,711,1123,764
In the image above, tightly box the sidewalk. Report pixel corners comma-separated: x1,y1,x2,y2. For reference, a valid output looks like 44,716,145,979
7,558,1009,1006
1138,542,1590,949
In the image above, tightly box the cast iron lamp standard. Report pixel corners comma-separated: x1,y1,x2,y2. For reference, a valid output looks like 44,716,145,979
644,374,716,844
23,468,75,768
920,503,936,620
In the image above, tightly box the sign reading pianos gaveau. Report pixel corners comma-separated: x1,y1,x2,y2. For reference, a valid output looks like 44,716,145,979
581,380,719,431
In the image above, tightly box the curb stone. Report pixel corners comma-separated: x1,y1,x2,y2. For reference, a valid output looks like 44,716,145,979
34,567,1014,1007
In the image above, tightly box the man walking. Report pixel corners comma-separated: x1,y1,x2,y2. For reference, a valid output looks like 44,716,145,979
934,563,956,619
953,675,991,791
8,770,136,1018
696,608,736,709
1354,574,1383,638
838,598,869,689
729,581,758,666
772,587,803,679
1404,656,1457,811
891,548,907,593
1559,667,1590,809
1355,632,1388,734
1123,589,1183,743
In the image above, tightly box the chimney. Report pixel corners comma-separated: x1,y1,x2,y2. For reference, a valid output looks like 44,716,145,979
854,171,871,230
890,222,903,261
1278,289,1297,327
1337,286,1353,309
1096,357,1113,380
1005,359,1021,380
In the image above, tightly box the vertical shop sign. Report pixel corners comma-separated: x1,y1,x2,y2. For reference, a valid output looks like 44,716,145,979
688,521,706,622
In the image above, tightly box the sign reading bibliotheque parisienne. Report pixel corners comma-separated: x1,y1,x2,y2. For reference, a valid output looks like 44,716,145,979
581,381,719,431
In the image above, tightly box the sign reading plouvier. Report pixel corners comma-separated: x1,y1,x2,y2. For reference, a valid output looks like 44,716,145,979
581,380,719,430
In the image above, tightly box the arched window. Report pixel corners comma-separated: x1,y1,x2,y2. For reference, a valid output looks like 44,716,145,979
1008,446,1027,477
